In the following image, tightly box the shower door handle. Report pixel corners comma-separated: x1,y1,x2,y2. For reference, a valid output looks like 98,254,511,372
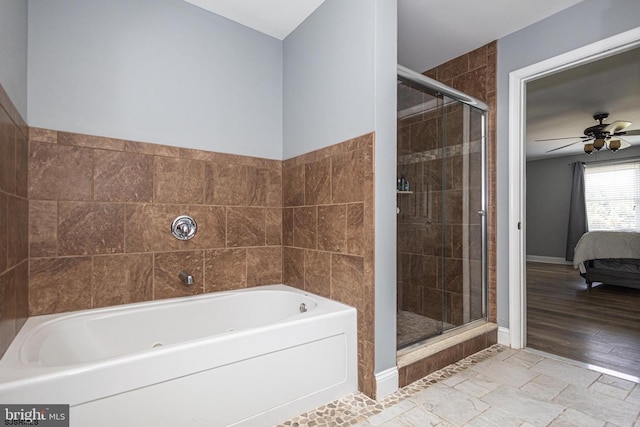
477,210,485,216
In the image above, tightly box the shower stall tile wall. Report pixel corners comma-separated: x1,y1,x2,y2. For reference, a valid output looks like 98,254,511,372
0,83,29,357
27,128,283,317
395,57,496,386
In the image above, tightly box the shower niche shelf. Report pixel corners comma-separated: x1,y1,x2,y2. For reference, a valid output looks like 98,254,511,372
396,190,413,194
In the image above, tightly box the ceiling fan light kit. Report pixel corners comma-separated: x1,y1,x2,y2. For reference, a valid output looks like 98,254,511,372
583,137,622,155
540,112,640,155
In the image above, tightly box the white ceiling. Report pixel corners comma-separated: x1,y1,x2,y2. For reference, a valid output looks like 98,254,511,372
184,0,583,51
184,0,640,161
183,0,325,40
397,0,585,73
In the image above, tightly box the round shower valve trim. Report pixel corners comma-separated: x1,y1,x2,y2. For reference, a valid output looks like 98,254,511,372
171,215,197,240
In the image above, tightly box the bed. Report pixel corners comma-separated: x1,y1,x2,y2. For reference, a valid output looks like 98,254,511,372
573,230,640,290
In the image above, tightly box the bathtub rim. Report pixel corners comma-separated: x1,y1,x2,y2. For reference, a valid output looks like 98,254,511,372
0,284,358,406
19,287,322,367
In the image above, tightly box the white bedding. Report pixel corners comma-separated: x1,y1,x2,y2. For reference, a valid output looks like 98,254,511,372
573,230,640,273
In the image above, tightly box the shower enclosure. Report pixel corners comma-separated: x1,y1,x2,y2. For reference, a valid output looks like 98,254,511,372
396,65,487,349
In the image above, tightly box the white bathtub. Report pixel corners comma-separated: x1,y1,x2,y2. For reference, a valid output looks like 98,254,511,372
0,285,357,426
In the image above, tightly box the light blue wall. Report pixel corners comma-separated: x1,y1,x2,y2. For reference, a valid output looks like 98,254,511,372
283,0,398,375
373,0,398,375
497,0,640,327
282,0,375,159
27,0,283,159
0,0,28,119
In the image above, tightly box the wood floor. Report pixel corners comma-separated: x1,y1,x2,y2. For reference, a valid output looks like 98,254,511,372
527,261,640,378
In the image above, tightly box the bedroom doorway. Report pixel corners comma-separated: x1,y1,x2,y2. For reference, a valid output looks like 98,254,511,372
508,26,640,378
524,45,640,378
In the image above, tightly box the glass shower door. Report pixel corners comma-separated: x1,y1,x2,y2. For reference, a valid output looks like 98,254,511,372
396,78,487,350
440,100,486,331
396,80,446,348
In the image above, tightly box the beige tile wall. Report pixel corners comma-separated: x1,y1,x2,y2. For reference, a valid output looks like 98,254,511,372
281,133,376,398
26,126,378,398
28,128,283,316
0,83,29,356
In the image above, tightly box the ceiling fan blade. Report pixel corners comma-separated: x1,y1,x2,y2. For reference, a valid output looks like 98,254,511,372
534,136,587,142
545,140,584,153
603,120,632,133
619,139,631,149
618,129,640,136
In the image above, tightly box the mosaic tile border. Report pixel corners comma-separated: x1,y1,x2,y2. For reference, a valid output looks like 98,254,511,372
397,140,482,165
276,344,507,426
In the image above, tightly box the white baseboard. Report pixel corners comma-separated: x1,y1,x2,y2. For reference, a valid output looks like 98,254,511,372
498,326,510,346
375,367,399,400
526,255,572,265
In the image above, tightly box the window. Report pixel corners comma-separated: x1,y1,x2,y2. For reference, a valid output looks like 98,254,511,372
584,161,640,231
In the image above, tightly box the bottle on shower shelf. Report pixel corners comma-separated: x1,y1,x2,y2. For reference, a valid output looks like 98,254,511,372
399,175,410,191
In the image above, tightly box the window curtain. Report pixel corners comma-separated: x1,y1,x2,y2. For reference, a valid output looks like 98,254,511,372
566,161,588,261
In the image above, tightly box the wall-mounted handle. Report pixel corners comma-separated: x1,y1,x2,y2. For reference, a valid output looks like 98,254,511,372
171,215,197,240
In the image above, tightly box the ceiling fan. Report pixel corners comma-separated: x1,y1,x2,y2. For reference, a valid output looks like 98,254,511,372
537,113,640,154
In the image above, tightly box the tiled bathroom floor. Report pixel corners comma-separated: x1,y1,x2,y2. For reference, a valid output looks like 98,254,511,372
277,345,640,426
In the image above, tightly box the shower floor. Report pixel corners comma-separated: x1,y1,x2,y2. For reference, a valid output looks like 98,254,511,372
397,310,453,349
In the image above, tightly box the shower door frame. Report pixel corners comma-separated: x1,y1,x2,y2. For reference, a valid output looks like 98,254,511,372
397,65,490,343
